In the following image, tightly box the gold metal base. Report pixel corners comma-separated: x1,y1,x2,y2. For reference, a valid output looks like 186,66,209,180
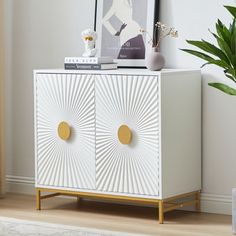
36,188,201,224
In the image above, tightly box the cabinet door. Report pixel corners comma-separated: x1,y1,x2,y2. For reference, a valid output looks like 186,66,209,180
35,73,95,190
95,74,159,196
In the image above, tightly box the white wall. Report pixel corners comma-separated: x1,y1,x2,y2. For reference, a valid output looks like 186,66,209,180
4,0,236,214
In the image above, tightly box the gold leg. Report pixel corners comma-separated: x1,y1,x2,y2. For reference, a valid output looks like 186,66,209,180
36,189,41,210
195,191,201,212
159,200,164,224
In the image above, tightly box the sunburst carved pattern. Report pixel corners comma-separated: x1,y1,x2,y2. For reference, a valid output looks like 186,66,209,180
35,73,95,190
96,74,159,196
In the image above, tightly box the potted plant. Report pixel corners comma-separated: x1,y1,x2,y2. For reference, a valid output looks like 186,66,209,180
181,5,236,95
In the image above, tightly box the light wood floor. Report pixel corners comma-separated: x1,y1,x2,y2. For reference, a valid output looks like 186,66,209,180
0,193,232,235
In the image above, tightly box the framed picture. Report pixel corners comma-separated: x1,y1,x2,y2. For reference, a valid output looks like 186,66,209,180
94,0,159,67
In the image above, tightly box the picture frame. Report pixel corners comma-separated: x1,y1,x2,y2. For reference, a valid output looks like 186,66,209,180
94,0,159,68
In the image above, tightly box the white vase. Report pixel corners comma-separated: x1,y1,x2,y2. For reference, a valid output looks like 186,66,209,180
145,47,165,71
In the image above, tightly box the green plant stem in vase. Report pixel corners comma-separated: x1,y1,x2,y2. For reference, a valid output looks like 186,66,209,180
181,5,236,95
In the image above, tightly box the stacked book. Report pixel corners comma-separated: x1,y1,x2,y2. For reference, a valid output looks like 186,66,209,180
64,57,117,70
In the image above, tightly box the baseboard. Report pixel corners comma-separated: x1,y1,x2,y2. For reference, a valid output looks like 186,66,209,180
6,175,232,215
201,193,232,215
6,175,35,195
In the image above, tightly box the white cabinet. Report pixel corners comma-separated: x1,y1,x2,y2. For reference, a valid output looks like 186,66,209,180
35,73,96,190
96,74,159,196
34,69,201,223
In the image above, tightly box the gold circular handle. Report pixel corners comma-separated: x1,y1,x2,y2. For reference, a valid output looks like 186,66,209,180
57,121,71,141
118,125,132,144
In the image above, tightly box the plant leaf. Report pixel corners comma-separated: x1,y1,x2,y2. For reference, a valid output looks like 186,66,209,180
225,73,236,82
208,59,231,69
186,39,230,64
225,68,236,78
230,20,236,63
181,48,214,61
208,83,236,95
224,5,236,18
181,48,232,70
216,20,231,47
229,18,236,35
211,32,234,66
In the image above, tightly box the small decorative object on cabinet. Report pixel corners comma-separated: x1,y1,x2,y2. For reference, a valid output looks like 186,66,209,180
141,22,178,70
81,28,98,57
145,47,165,71
34,69,201,224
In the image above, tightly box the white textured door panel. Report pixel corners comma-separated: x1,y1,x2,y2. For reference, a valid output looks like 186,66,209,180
35,73,95,190
95,74,159,196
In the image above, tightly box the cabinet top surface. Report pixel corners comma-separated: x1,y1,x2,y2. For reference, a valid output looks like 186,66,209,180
34,68,200,76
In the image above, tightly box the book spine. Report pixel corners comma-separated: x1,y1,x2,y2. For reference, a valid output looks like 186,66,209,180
65,57,99,64
64,63,102,70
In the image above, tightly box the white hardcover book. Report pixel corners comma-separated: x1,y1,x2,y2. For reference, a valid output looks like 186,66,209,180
64,57,113,64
